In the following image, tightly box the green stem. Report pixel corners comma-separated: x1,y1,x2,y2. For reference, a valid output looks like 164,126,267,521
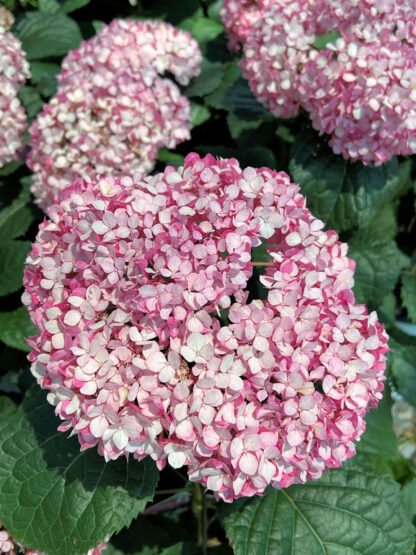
155,487,192,495
192,484,208,555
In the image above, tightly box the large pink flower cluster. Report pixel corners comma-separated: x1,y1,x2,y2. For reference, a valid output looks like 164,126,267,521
0,523,106,555
28,19,202,209
0,25,30,169
23,154,388,502
227,0,416,164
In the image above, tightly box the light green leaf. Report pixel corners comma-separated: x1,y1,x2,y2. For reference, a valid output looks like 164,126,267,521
221,467,415,554
0,387,159,555
14,12,82,60
401,271,416,323
312,30,341,50
0,241,31,297
289,129,400,232
0,307,37,352
160,543,201,555
191,102,211,127
181,16,223,43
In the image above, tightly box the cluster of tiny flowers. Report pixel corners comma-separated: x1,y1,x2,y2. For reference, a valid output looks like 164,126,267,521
0,523,106,554
0,24,30,169
220,0,276,50
28,19,202,209
226,0,416,164
23,153,388,502
0,6,15,30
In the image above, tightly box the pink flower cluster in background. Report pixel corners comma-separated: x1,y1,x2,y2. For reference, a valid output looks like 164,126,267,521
28,19,202,209
0,523,106,554
23,153,388,502
0,22,30,169
222,0,416,164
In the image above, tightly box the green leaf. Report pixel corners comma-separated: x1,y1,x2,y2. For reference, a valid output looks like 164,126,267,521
205,62,241,109
157,149,185,168
190,102,211,127
354,386,400,474
0,160,23,177
220,467,415,554
58,0,92,12
0,185,33,242
38,0,60,12
185,59,225,98
0,241,31,297
389,338,416,409
0,307,37,352
403,478,416,521
0,396,16,419
30,61,60,97
0,387,158,555
289,129,400,232
348,237,408,305
401,270,416,323
181,16,223,43
18,86,44,122
14,12,82,60
312,30,341,50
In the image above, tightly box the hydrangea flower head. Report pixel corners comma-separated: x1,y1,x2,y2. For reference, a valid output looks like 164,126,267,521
239,0,416,163
28,19,202,209
0,25,30,168
23,154,388,502
0,6,15,30
220,0,277,50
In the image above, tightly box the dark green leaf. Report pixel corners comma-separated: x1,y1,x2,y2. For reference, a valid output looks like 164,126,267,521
18,86,43,122
0,241,31,297
221,467,415,554
15,12,82,60
403,478,416,521
0,396,16,418
185,59,225,98
205,62,241,109
289,129,400,232
348,237,408,305
0,307,37,352
389,337,416,409
38,0,60,12
58,0,92,12
401,270,416,323
354,385,400,474
0,387,158,555
0,160,23,177
0,181,33,241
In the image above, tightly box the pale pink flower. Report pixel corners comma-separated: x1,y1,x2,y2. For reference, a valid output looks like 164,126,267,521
23,154,388,502
28,19,202,209
239,0,416,162
0,27,30,168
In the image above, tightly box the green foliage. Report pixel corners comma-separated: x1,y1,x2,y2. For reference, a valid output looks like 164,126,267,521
14,11,82,59
0,240,31,296
220,467,415,554
0,307,37,352
401,270,416,323
0,388,158,555
289,128,400,232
